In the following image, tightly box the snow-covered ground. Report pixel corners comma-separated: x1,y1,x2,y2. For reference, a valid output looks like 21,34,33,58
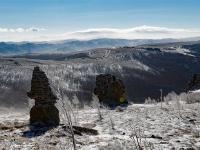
0,102,200,150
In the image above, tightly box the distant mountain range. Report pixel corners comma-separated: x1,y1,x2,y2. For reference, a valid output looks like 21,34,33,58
1,37,200,55
1,40,200,107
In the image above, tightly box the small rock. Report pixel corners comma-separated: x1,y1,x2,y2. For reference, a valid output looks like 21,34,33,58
115,106,124,112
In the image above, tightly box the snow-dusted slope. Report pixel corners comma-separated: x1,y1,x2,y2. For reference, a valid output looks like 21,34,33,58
1,102,200,150
1,42,200,107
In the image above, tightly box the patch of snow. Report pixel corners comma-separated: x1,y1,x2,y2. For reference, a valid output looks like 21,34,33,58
163,46,195,57
176,47,194,56
1,103,200,149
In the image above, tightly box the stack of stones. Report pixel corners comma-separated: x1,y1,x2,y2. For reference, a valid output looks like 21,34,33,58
94,74,127,107
27,66,59,126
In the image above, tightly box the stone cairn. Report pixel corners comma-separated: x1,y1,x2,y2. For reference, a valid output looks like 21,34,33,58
187,74,200,91
27,66,60,126
94,74,127,107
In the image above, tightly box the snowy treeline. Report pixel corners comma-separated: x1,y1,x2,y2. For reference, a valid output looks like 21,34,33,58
145,90,200,104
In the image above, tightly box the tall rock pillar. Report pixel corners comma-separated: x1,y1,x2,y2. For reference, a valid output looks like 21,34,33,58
27,66,60,126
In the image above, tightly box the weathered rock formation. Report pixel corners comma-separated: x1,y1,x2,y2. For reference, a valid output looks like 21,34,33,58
27,66,59,126
94,74,127,107
187,74,200,91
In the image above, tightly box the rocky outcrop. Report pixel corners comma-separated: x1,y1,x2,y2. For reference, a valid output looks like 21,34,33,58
94,74,127,107
27,66,59,126
187,74,200,91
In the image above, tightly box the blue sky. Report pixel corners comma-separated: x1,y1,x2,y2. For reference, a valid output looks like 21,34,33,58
0,0,200,41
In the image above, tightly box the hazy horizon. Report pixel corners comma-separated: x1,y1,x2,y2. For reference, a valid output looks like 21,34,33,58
0,0,200,41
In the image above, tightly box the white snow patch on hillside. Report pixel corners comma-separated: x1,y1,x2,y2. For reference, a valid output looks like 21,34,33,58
176,47,194,56
163,46,195,57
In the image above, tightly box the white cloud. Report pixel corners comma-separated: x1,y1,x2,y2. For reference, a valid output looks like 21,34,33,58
0,27,46,33
67,25,200,40
0,25,199,42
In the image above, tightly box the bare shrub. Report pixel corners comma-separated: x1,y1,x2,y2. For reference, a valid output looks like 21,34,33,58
72,95,80,125
53,87,77,150
129,110,154,150
145,97,157,104
91,94,103,121
99,139,134,150
186,92,200,104
164,91,200,104
109,114,115,130
130,124,154,150
164,91,178,103
191,125,200,138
